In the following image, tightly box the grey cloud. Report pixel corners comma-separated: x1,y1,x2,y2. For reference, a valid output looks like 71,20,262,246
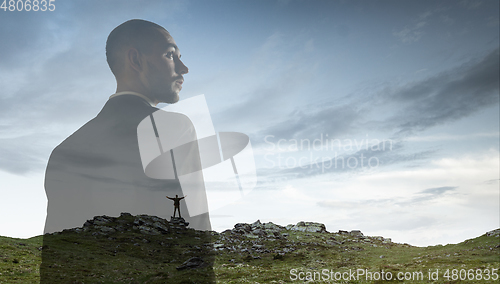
255,105,360,142
212,62,317,137
393,26,425,44
460,0,483,10
0,12,56,68
0,135,49,174
483,179,499,184
210,29,322,135
317,186,457,219
389,48,499,136
0,147,44,175
213,85,296,134
259,141,436,180
397,186,457,205
252,48,499,146
219,42,497,184
419,186,457,195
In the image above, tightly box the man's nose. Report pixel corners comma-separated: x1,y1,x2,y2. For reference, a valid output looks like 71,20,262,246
176,59,189,75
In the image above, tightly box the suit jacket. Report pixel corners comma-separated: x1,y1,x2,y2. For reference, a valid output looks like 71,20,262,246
44,94,211,233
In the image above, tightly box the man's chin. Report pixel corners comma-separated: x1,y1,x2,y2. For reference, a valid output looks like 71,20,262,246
169,93,180,104
158,93,179,104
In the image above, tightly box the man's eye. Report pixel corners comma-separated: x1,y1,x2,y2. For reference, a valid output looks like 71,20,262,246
165,52,174,59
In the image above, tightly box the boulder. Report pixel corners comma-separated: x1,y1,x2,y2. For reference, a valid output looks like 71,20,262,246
349,230,363,237
287,221,328,233
176,257,208,270
234,223,252,232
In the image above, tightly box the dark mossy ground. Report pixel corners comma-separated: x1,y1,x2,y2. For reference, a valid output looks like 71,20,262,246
1,220,498,283
39,214,215,283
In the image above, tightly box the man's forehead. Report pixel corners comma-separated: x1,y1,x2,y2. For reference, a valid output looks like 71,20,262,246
156,29,178,49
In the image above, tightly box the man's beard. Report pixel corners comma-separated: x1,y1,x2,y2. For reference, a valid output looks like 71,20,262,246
159,89,179,104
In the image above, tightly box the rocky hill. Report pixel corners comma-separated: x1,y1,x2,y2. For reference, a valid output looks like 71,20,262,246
0,214,499,283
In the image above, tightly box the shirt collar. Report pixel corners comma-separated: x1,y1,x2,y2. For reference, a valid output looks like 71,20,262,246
109,91,157,107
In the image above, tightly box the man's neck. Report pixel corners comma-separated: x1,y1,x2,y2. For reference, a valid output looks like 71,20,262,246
109,91,158,107
115,81,159,106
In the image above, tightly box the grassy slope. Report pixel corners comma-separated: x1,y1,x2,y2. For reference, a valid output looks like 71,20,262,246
213,230,499,283
0,227,499,283
0,235,42,283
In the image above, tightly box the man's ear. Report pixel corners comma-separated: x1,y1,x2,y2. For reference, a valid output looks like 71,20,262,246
128,48,143,73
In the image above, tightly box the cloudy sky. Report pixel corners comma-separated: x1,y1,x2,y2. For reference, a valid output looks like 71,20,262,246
0,0,498,246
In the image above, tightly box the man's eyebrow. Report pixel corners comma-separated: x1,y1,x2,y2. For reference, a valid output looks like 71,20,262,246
165,43,179,51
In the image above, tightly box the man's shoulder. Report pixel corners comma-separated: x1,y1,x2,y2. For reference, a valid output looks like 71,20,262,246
49,95,158,157
99,95,158,119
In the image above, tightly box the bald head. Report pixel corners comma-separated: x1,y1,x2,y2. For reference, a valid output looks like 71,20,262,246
106,19,170,77
106,19,189,104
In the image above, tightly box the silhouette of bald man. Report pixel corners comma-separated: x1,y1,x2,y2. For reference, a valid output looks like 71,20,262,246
41,19,215,283
43,19,211,232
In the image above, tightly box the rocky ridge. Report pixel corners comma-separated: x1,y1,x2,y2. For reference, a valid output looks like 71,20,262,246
50,214,397,259
211,219,395,259
55,213,189,237
48,214,499,258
